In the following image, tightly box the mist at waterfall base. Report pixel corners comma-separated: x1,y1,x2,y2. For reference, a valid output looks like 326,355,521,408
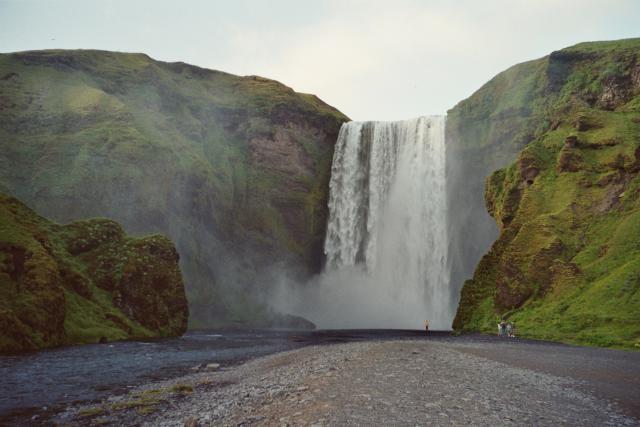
270,116,454,330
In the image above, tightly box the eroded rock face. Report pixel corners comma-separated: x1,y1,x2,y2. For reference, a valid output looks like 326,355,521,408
249,126,316,179
557,146,584,173
0,193,188,353
519,154,541,185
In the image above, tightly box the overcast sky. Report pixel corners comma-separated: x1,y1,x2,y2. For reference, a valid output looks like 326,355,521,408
1,0,639,120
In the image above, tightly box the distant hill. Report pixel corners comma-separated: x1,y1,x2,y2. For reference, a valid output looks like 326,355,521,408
0,50,348,327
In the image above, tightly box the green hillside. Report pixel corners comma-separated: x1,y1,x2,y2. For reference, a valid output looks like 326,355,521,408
452,39,640,348
0,193,188,353
0,50,348,327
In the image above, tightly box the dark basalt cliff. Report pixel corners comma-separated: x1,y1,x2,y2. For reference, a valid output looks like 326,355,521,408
0,50,349,327
0,193,188,353
450,38,640,348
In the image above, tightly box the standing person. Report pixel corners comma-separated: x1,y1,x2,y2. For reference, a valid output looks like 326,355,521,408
497,321,504,336
506,322,513,338
424,320,429,334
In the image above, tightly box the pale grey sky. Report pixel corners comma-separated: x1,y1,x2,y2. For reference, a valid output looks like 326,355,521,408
1,0,639,120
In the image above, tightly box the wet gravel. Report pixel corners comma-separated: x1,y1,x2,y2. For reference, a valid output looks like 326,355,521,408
53,337,639,426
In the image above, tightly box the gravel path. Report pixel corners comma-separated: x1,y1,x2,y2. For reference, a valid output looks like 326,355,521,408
53,338,638,426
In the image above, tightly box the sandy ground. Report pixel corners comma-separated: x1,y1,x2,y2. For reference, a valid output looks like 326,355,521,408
51,336,640,426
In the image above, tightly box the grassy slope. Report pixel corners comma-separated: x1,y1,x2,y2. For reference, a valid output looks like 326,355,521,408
452,39,640,349
0,193,188,353
0,50,349,327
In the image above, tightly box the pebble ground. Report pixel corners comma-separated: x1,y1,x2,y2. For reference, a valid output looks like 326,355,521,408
55,338,639,426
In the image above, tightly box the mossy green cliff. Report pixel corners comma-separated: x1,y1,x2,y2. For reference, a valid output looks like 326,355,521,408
452,39,640,348
0,193,188,353
0,50,348,327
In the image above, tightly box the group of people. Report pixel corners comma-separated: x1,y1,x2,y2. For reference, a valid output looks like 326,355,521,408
498,321,516,338
421,319,516,337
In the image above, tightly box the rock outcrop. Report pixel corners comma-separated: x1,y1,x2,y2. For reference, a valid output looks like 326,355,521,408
0,50,349,327
0,193,188,353
451,38,640,348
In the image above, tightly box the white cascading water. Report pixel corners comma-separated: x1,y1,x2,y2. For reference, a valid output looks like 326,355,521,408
272,116,452,330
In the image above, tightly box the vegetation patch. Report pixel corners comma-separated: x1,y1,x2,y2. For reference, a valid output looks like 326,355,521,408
170,383,194,394
77,406,106,418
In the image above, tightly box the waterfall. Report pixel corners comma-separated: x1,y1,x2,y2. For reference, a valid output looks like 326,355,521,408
271,116,452,330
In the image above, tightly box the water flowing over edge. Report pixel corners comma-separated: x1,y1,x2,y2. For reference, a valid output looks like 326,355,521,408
272,116,453,330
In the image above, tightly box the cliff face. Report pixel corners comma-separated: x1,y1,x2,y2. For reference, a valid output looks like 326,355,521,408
451,39,640,348
0,50,348,327
0,193,188,353
446,56,549,302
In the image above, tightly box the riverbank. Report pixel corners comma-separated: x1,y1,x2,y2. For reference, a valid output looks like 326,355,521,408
50,336,639,426
0,330,433,425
